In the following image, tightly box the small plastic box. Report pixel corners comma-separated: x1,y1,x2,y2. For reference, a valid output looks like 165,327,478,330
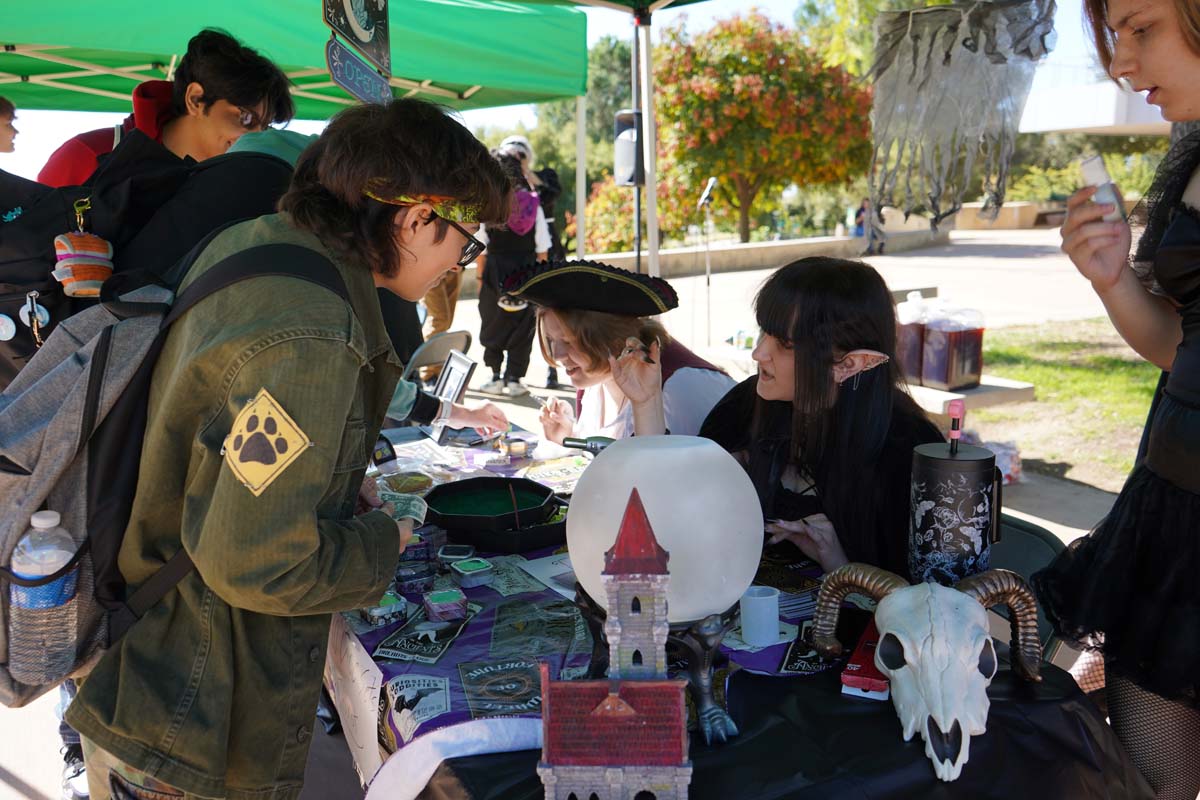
395,561,436,595
359,591,410,628
398,533,432,563
451,557,495,588
423,588,468,621
416,524,448,556
437,544,476,565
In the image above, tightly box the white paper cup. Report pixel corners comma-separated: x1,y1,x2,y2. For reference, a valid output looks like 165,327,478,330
740,585,780,647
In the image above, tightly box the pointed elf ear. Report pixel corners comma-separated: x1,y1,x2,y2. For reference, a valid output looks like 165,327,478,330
832,349,890,385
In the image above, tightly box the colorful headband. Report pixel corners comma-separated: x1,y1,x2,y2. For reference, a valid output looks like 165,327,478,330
362,181,482,224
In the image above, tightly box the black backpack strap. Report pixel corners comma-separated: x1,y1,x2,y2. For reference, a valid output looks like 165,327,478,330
105,242,351,644
108,548,195,642
163,242,350,326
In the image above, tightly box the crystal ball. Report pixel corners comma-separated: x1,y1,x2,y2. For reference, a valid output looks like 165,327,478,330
567,436,764,623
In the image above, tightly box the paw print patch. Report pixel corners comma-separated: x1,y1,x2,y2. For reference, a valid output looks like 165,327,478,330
223,388,311,496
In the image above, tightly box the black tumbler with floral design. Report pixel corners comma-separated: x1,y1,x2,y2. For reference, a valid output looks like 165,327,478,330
908,442,1002,585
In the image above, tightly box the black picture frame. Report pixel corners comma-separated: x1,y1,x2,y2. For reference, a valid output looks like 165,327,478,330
429,350,476,445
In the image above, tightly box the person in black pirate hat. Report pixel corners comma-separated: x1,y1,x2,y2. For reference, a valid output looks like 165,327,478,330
504,259,735,443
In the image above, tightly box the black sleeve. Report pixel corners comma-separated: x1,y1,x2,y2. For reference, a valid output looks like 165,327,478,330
376,290,425,364
115,153,293,281
698,376,759,452
403,388,444,426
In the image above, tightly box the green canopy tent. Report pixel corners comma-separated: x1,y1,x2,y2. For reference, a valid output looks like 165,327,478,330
0,0,587,118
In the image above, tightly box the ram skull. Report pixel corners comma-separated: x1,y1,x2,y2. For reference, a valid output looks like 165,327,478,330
811,565,1042,782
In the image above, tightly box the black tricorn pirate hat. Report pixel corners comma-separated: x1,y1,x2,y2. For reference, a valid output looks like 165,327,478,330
502,259,679,317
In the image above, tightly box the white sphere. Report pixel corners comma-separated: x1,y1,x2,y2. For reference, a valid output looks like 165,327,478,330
567,436,764,623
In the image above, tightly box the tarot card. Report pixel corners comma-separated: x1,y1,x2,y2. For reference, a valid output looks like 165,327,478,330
754,549,822,593
384,675,451,744
489,597,579,660
778,620,834,675
372,602,482,664
487,554,548,597
458,658,542,718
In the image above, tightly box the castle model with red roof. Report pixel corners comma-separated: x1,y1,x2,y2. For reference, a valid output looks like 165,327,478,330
537,489,693,800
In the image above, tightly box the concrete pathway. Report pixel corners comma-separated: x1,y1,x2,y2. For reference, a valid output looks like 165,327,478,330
0,228,1116,800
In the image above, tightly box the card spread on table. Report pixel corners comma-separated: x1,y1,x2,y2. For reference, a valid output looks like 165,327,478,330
779,589,819,619
373,602,482,664
487,554,548,597
754,551,822,593
383,674,451,745
458,658,542,719
489,597,580,660
778,621,836,675
517,552,577,599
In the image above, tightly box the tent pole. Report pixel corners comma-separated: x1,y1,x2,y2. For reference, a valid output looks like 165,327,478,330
576,94,587,258
637,15,661,278
631,15,642,274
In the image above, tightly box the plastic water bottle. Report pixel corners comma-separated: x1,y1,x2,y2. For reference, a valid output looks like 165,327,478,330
9,510,78,684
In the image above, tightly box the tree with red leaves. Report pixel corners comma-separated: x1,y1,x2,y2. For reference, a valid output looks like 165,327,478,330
656,12,873,242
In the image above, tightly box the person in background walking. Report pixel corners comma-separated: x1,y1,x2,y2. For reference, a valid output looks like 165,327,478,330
475,149,550,397
499,135,566,388
853,198,870,237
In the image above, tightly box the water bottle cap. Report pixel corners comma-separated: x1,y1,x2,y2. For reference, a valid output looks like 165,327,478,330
30,510,61,529
1080,155,1111,187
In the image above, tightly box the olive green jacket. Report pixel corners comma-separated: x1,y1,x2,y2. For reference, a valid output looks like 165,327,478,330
68,214,404,799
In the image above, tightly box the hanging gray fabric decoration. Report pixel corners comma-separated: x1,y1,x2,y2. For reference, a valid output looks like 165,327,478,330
867,0,1057,241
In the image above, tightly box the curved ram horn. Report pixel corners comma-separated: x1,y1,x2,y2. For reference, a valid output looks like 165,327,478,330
811,563,910,658
955,569,1043,682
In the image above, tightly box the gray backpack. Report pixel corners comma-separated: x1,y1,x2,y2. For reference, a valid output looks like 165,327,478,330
0,242,348,707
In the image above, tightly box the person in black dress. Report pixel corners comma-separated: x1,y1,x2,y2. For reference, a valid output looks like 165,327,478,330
1031,0,1200,794
700,257,941,576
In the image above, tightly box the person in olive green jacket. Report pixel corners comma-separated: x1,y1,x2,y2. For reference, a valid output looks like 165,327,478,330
65,100,512,800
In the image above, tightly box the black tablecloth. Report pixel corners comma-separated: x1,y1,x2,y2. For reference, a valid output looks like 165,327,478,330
418,662,1152,799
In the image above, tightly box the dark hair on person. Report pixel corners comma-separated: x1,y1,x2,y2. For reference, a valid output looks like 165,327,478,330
750,257,924,567
0,97,13,119
1083,0,1200,76
172,29,294,125
280,99,512,276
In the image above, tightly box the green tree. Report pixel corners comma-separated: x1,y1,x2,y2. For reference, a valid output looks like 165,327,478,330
656,12,872,242
471,36,635,250
540,35,632,144
794,0,953,77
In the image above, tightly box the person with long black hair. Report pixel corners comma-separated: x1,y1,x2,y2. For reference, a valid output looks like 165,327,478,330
1031,0,1200,794
698,257,941,575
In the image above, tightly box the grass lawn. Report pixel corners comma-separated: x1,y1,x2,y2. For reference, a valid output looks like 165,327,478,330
967,318,1162,492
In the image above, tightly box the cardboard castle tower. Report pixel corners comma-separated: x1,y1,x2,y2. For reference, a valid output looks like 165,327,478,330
537,489,692,800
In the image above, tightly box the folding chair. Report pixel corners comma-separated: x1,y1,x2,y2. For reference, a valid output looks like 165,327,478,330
400,330,472,383
988,513,1076,669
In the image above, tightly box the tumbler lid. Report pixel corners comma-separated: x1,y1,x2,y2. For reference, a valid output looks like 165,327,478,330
913,441,995,465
